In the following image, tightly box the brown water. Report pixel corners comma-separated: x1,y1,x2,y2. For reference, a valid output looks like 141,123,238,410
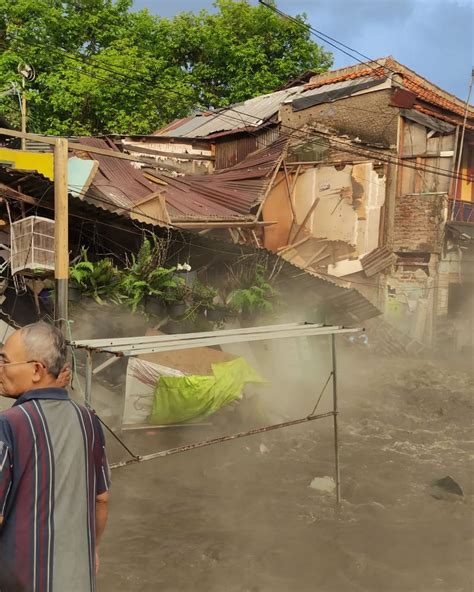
98,354,474,592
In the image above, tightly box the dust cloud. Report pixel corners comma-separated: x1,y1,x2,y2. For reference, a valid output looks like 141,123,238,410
94,330,474,592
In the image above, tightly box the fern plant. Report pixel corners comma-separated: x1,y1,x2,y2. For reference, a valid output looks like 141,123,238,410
229,264,278,317
69,249,122,304
119,238,180,312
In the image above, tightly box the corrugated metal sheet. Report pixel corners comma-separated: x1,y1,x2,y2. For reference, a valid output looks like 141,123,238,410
360,246,396,277
215,127,280,170
0,135,288,222
147,136,289,219
157,87,303,139
75,137,157,210
72,137,262,221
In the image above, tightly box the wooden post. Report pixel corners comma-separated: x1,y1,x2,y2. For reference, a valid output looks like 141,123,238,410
54,138,69,334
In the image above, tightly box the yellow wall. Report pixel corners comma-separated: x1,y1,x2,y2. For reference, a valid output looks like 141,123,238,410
458,144,473,202
0,148,54,180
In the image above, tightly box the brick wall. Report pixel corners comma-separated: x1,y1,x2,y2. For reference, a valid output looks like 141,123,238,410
393,194,447,253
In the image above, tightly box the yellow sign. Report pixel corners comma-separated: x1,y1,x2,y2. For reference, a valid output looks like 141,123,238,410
0,147,54,180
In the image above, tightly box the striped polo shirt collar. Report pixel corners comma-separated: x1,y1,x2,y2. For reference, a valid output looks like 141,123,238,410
13,387,70,407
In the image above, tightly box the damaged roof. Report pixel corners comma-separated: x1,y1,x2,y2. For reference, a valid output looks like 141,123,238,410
156,136,289,219
156,57,473,140
0,166,379,325
72,136,288,222
155,87,302,139
0,135,289,224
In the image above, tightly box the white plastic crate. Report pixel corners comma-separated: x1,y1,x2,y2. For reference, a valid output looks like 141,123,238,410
10,216,55,275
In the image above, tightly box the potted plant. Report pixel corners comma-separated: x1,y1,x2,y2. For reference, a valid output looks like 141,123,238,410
228,263,279,325
192,281,217,312
69,257,93,303
174,262,196,287
165,278,188,318
119,237,176,315
68,249,122,305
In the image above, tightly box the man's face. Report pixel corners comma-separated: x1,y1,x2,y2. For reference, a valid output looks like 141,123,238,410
0,331,43,398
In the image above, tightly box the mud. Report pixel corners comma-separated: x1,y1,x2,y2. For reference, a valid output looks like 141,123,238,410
98,353,474,592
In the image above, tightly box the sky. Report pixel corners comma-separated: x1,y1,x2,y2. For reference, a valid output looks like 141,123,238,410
132,0,473,100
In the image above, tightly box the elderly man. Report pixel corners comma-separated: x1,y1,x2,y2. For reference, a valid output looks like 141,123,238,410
0,322,110,592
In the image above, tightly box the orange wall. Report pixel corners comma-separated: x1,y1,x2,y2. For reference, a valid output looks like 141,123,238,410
262,172,293,251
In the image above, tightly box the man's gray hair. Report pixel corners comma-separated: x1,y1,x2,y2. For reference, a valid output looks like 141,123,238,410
19,322,67,378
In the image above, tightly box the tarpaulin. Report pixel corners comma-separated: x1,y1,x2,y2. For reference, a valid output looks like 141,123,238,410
149,357,265,425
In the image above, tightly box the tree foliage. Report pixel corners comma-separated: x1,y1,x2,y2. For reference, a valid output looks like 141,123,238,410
0,0,332,135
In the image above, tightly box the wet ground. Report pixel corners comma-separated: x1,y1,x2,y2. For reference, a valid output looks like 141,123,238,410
98,353,474,592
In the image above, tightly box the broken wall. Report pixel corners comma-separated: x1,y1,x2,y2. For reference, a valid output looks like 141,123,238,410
398,118,455,196
122,138,214,175
386,257,436,344
393,193,447,253
280,89,398,148
291,163,386,254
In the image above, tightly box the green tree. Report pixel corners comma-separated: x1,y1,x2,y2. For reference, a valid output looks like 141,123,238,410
0,0,332,135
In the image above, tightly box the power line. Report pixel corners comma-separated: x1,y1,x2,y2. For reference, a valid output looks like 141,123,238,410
8,32,471,183
5,30,471,185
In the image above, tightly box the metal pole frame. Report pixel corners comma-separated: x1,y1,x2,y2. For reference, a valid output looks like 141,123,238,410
85,350,93,408
331,333,341,504
73,327,351,505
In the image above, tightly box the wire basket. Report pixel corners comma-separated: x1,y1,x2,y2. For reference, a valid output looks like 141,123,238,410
10,216,55,275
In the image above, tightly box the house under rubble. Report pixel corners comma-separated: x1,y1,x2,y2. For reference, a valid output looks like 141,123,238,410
149,57,473,351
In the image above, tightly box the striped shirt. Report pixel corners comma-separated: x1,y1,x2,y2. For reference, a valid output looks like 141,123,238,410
0,388,110,592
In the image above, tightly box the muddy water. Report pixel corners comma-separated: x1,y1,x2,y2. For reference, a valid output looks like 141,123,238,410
98,355,474,592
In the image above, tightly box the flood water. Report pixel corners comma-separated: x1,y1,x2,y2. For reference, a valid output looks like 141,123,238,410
98,352,474,592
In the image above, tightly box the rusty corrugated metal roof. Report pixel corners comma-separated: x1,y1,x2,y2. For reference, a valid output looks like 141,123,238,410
74,137,265,222
0,135,288,223
145,136,289,219
0,166,380,324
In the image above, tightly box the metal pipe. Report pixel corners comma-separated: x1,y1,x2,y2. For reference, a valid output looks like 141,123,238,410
71,322,326,348
331,333,341,504
85,350,93,407
109,411,335,470
72,327,361,357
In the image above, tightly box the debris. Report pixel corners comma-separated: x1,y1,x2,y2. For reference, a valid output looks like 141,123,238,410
309,476,336,493
430,476,464,500
259,443,270,454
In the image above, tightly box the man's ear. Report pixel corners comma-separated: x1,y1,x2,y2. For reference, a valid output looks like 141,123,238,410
31,362,44,383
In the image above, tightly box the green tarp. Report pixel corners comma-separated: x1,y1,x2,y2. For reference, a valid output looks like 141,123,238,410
149,357,265,425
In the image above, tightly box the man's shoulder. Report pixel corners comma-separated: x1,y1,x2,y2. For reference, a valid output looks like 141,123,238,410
0,407,22,444
0,404,28,423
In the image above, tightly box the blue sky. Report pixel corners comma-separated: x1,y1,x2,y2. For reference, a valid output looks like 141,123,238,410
133,0,473,100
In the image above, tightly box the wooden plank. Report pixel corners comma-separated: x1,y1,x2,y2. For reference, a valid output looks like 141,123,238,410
123,143,214,161
0,182,37,205
276,235,311,253
254,151,286,219
292,197,320,242
305,243,329,267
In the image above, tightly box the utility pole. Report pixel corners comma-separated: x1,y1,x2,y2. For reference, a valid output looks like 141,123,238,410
54,138,69,335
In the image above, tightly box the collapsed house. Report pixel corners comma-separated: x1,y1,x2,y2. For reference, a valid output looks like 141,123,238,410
0,57,472,352
148,57,473,351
